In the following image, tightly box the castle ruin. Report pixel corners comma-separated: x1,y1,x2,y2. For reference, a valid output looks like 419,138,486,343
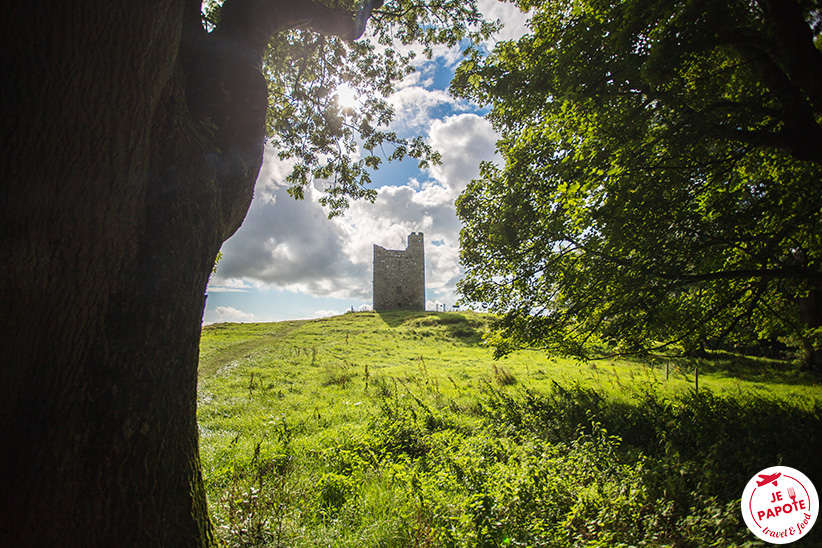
373,233,425,311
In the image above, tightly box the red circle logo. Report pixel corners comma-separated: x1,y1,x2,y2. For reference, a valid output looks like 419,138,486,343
742,466,818,544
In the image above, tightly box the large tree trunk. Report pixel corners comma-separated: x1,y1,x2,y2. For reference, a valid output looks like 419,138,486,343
1,0,369,544
1,2,229,545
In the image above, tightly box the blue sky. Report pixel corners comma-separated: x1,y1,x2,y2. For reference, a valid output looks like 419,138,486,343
203,1,529,324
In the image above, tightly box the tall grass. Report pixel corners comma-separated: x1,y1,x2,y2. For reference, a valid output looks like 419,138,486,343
198,312,821,547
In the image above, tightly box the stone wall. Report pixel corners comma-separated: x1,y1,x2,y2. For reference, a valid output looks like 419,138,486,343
373,232,425,311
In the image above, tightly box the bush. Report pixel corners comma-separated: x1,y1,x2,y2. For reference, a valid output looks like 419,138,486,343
475,383,821,547
316,472,356,514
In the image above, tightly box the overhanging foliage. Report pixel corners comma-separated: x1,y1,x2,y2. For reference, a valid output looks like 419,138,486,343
451,0,822,363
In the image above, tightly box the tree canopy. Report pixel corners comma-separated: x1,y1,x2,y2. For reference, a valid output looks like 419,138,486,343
451,0,822,365
205,0,498,216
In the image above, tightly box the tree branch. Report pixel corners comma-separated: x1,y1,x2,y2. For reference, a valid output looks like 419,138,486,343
730,41,822,162
711,280,768,346
566,236,822,287
216,0,383,65
180,0,384,238
668,268,822,285
756,0,822,115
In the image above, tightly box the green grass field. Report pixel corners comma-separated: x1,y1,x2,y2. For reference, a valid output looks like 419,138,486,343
198,311,821,547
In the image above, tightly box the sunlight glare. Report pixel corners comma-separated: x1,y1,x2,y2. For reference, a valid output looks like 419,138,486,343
334,83,359,114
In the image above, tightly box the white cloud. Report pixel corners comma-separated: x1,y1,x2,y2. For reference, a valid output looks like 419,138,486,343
427,113,498,196
478,0,532,44
214,306,257,323
253,150,295,203
214,149,364,299
388,85,471,132
206,277,253,292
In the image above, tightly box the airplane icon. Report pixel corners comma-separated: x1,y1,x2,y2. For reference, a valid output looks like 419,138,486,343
757,472,781,487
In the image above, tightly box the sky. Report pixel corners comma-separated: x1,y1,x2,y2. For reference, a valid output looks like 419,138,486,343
203,0,530,324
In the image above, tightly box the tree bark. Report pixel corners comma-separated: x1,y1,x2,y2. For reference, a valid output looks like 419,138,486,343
0,0,369,545
798,289,822,372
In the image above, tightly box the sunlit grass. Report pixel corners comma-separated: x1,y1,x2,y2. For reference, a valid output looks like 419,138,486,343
198,311,821,547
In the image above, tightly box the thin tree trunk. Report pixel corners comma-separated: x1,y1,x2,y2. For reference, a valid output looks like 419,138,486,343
798,289,822,372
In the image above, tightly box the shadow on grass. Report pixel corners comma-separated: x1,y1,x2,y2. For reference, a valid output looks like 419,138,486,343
683,351,820,387
375,310,482,327
375,311,492,344
482,381,822,506
375,309,429,328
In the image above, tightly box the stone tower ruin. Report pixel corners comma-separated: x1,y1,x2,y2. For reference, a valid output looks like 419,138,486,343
373,233,425,311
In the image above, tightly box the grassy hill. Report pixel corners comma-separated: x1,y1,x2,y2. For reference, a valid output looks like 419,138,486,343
198,311,821,547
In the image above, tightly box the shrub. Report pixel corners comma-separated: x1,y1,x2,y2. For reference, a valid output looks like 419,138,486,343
316,472,356,514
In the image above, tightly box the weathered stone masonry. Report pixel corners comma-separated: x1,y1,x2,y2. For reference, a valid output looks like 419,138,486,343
373,233,425,311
